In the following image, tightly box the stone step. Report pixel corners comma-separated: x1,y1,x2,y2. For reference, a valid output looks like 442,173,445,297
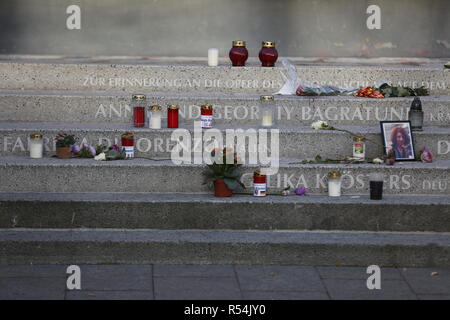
0,156,448,195
0,56,448,94
1,122,449,160
1,228,449,266
1,89,450,126
1,192,449,232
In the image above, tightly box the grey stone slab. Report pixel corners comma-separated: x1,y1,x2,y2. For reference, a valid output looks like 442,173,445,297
242,290,329,300
73,265,153,291
1,123,449,162
1,192,450,232
154,277,241,300
317,266,403,280
153,264,235,278
0,264,67,278
1,90,449,127
323,279,418,300
0,277,66,300
65,290,153,300
235,266,326,292
1,156,449,196
417,294,450,300
400,268,450,294
0,59,448,94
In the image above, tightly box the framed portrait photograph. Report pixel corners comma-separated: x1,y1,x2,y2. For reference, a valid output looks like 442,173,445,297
380,121,416,161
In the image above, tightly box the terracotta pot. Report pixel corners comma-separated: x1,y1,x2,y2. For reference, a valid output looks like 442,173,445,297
214,179,233,197
56,146,72,159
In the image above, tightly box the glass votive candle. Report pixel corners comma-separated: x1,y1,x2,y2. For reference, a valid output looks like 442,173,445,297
30,134,44,158
369,172,384,200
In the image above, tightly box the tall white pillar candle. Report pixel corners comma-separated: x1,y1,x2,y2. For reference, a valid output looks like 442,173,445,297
208,48,219,66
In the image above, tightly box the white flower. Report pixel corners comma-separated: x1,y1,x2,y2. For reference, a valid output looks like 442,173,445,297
311,120,329,130
372,157,383,164
94,152,106,161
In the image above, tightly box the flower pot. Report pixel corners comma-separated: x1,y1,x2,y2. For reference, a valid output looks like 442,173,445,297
214,179,233,197
56,146,71,159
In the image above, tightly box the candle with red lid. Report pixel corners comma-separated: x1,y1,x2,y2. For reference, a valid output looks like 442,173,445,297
167,104,179,128
253,170,267,197
121,132,134,158
200,104,213,128
132,94,146,127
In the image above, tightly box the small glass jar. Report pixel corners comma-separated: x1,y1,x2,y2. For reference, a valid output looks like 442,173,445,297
121,132,134,159
149,105,162,129
132,94,146,127
353,136,366,160
167,104,179,128
328,171,342,197
253,170,267,197
229,40,249,67
200,104,213,129
260,95,275,127
259,41,278,67
409,97,423,131
29,133,44,158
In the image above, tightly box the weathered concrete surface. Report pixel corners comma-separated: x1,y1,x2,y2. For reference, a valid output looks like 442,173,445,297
0,57,448,94
1,123,449,160
0,192,449,232
0,156,449,195
1,229,449,267
1,90,450,127
0,0,449,57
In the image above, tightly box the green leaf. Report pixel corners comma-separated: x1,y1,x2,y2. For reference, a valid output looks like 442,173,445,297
223,178,239,190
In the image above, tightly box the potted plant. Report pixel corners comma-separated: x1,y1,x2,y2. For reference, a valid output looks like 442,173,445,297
203,147,245,197
55,132,76,159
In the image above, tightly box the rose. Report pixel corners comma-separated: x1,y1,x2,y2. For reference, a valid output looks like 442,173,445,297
372,158,383,164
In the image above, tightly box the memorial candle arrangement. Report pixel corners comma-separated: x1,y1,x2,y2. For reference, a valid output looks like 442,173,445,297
167,104,179,128
132,94,146,127
149,105,162,129
121,132,134,159
260,95,275,127
29,134,44,158
200,104,213,129
229,40,249,67
327,171,342,197
253,170,267,197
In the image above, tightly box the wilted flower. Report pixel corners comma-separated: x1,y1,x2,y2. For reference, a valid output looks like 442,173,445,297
94,152,106,161
311,120,329,130
111,144,120,151
419,147,433,163
372,158,383,164
71,144,80,155
295,188,306,195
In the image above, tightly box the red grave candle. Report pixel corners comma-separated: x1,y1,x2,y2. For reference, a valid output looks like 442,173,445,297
167,104,179,128
121,132,134,147
229,40,249,67
253,170,267,197
259,41,278,67
132,94,146,127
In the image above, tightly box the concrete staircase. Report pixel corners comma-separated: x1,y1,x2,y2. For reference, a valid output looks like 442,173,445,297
0,56,449,266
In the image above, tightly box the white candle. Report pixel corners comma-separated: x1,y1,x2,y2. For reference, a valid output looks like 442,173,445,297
262,112,273,127
328,171,342,197
149,106,162,129
29,134,43,158
328,180,341,197
208,48,219,66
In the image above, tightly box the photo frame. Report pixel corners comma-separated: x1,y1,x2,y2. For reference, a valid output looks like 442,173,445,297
380,121,416,161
